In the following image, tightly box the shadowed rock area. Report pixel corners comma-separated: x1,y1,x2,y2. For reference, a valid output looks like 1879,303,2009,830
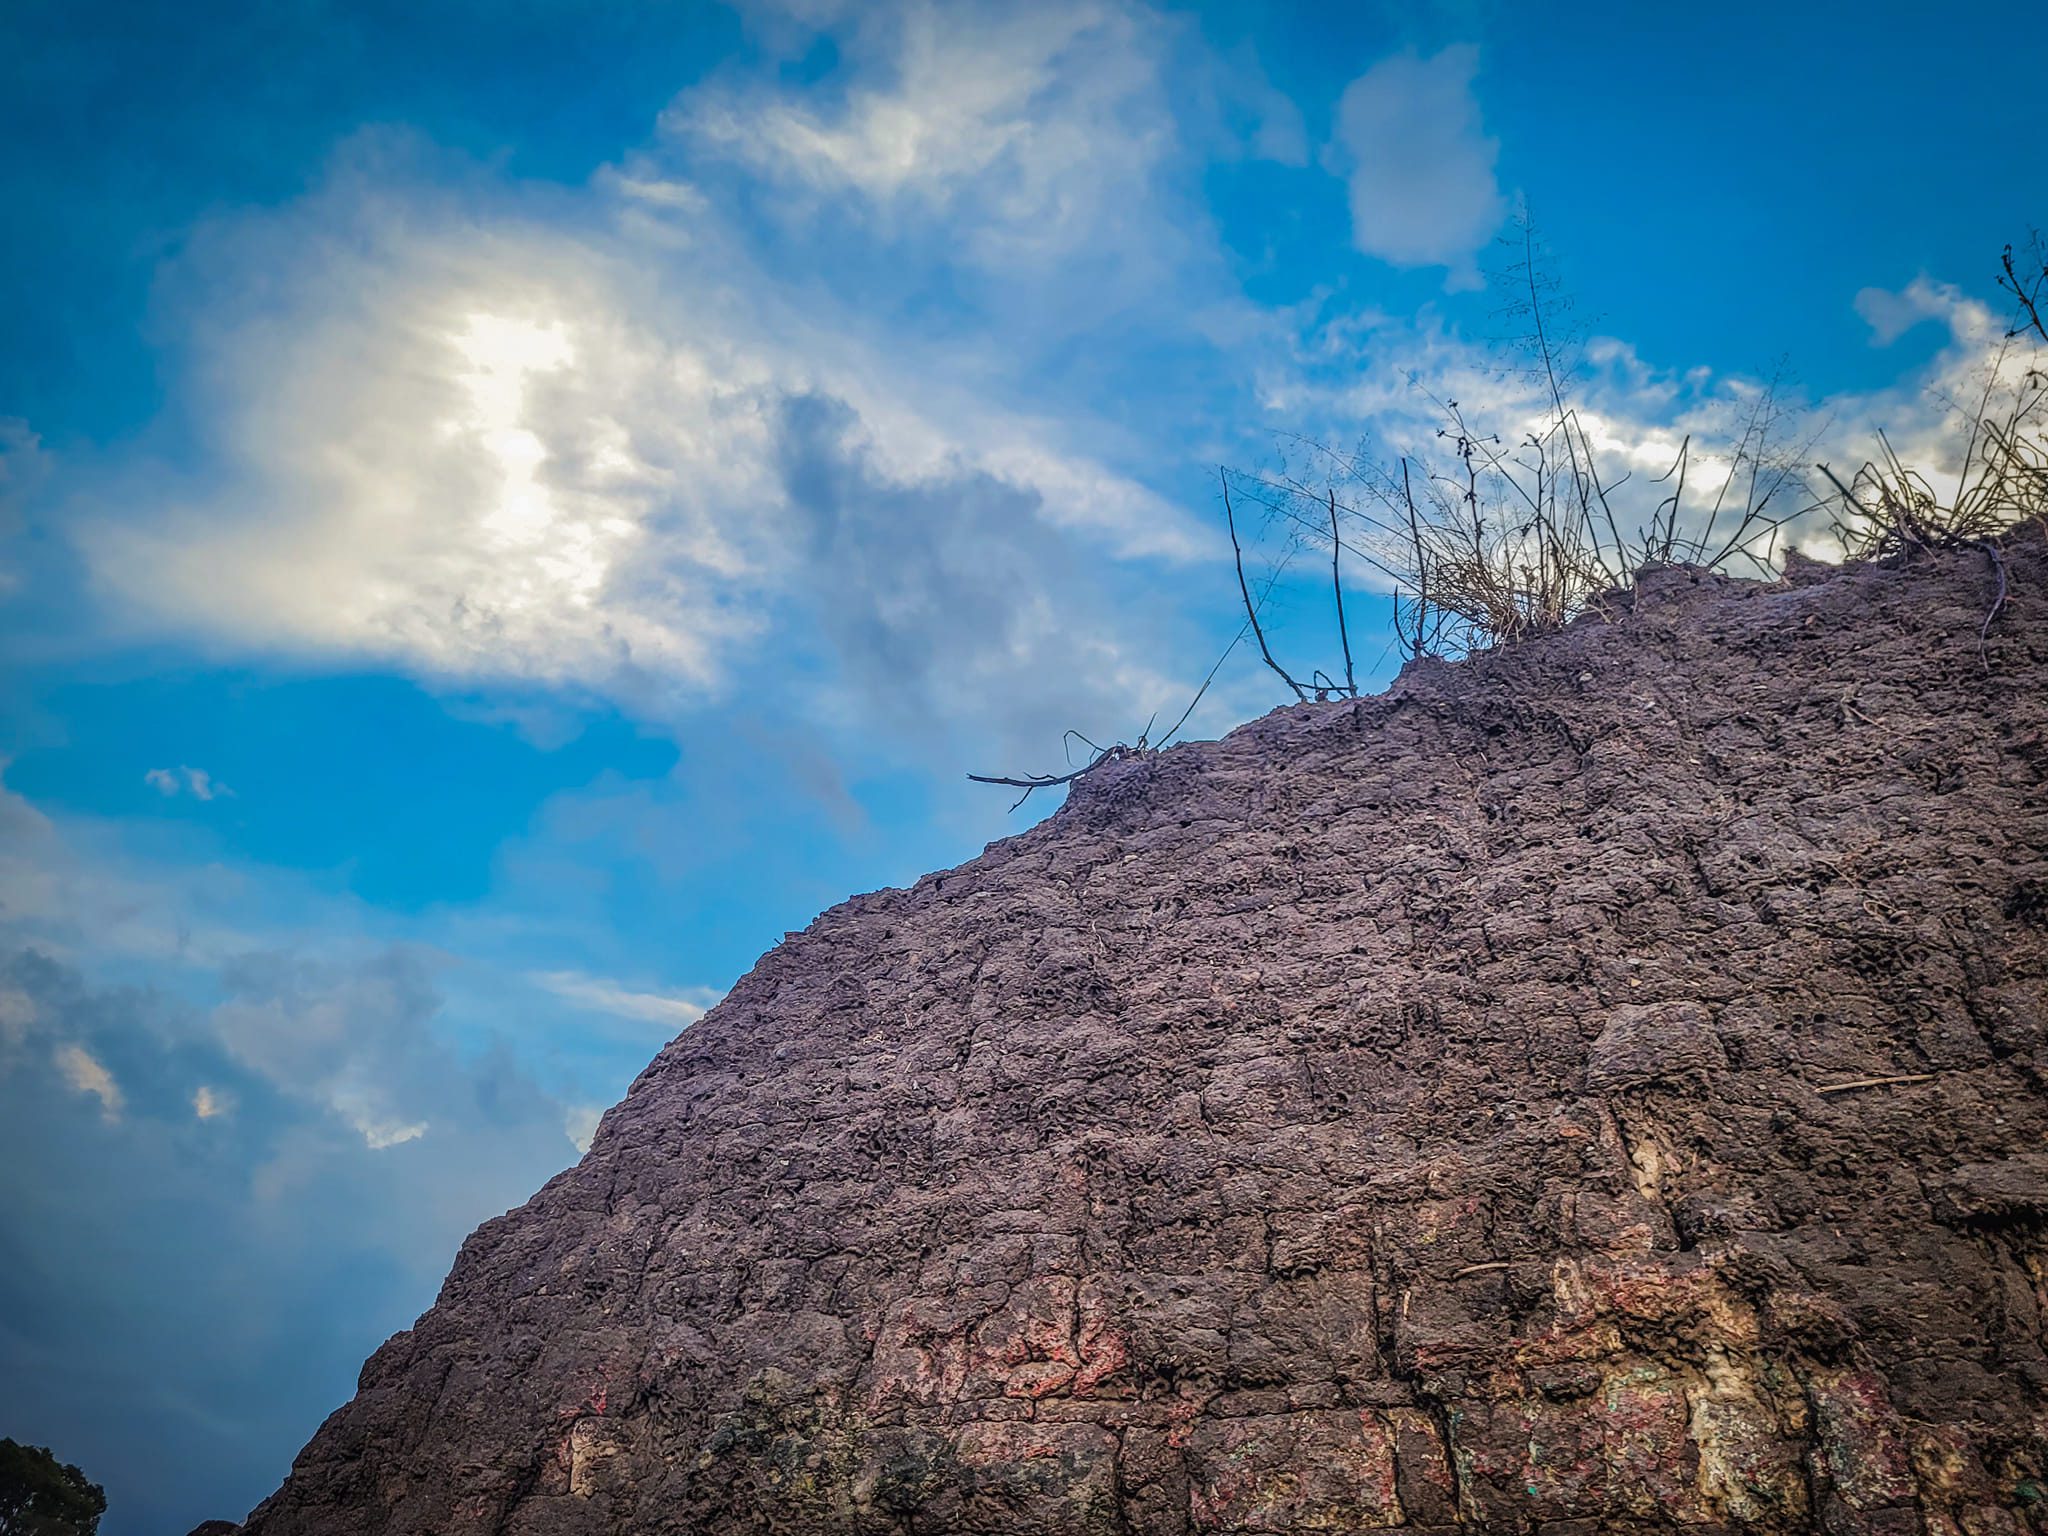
244,534,2048,1533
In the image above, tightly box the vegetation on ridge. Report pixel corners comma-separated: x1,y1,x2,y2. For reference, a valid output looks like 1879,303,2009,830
1233,224,2047,674
971,228,2046,802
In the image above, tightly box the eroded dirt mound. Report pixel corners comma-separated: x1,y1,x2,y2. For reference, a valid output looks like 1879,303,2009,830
247,533,2048,1534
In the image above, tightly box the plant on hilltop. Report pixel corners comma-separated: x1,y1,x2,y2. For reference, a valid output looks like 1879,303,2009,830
969,230,2046,805
1816,234,2047,562
1227,214,1811,670
1807,232,2046,663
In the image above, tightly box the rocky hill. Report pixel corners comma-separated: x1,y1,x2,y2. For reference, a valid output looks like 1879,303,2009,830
240,532,2048,1534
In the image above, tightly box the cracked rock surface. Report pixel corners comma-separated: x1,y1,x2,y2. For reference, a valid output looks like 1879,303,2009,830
247,534,2048,1533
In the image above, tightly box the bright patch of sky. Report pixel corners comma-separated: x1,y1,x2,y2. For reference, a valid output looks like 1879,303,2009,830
2,1,2043,1530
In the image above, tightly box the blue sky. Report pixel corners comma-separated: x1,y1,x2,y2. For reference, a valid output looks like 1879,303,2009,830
2,1,2043,1529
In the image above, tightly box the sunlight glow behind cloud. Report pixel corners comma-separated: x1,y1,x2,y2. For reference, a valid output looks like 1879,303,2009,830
75,143,1203,740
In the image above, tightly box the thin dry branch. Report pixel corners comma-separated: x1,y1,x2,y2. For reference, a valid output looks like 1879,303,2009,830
967,762,1101,806
1978,538,2011,669
968,735,1142,811
1328,489,1357,696
1815,1073,1936,1096
2002,239,2048,343
1223,467,1310,702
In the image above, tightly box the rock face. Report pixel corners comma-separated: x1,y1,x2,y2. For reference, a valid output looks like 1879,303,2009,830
248,536,2048,1534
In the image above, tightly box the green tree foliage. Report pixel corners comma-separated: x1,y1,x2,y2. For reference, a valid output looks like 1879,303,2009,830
0,1440,106,1536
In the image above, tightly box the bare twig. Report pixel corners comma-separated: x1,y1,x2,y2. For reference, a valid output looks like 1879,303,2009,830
1399,458,1431,659
967,762,1106,812
1223,467,1309,701
971,611,1256,810
1977,538,2011,670
1815,1073,1936,1096
2002,239,2048,343
1157,622,1249,751
1329,489,1357,696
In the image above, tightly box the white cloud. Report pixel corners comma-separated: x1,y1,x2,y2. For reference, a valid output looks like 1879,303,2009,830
55,1042,123,1120
332,1097,427,1150
210,948,454,1151
83,217,771,699
1851,276,1974,352
669,0,1178,272
1330,45,1505,287
1855,276,1962,347
145,766,230,800
192,1083,233,1120
563,1103,604,1154
530,969,721,1029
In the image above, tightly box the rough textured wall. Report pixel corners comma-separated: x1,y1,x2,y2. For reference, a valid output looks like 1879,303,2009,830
246,533,2048,1534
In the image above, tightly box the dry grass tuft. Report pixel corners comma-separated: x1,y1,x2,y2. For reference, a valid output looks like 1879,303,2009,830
1234,228,2047,666
1818,233,2047,561
1231,222,1804,659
